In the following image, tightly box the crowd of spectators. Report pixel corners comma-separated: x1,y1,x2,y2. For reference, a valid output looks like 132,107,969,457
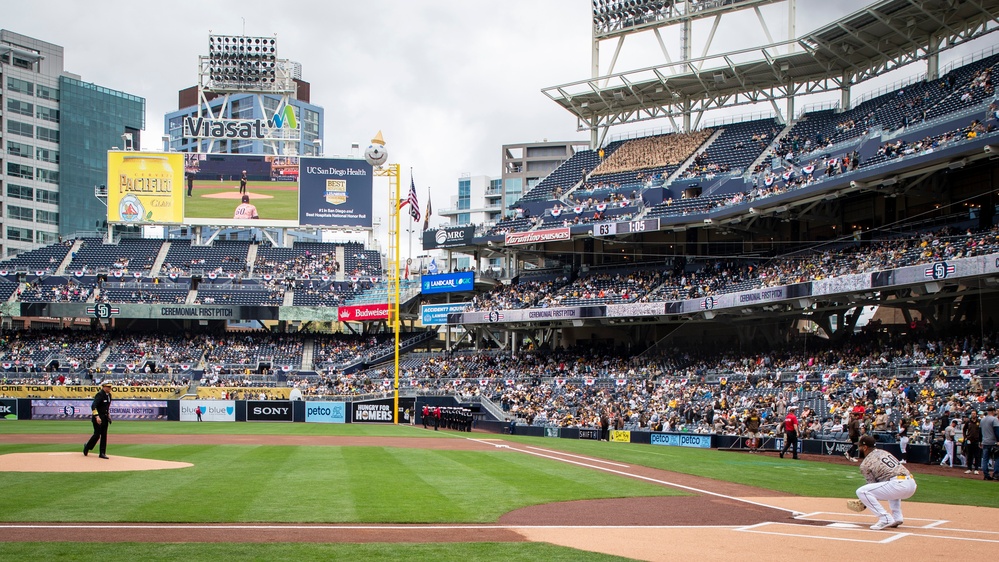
464,225,999,311
3,322,998,454
253,250,340,277
592,131,713,175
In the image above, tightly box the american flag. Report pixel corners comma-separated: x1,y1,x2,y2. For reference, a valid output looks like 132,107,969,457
399,177,421,221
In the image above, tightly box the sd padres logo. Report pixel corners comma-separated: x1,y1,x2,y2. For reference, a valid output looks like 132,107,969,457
700,296,716,310
924,262,955,279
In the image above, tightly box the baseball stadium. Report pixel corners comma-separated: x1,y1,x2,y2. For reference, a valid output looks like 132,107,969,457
3,1,999,560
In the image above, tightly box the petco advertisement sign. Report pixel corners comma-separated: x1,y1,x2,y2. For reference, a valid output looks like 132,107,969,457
246,400,293,422
305,401,346,423
181,401,236,422
650,433,712,448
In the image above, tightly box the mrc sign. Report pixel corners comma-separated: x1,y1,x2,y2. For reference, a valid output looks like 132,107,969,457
182,105,299,140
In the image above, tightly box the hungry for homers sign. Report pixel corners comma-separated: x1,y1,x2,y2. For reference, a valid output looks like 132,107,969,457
351,398,415,423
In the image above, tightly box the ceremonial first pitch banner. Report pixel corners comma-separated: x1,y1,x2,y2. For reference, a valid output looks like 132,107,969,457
30,400,168,420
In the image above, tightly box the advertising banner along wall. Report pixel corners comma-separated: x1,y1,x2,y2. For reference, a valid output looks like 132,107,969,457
180,400,236,422
421,303,469,325
245,400,293,422
305,401,346,423
30,400,168,420
0,399,17,420
338,303,389,322
423,226,475,250
351,397,415,424
421,272,474,294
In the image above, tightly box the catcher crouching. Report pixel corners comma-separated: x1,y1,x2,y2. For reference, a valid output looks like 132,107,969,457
852,434,917,530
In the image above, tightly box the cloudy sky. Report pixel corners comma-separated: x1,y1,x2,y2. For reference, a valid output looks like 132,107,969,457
4,0,989,257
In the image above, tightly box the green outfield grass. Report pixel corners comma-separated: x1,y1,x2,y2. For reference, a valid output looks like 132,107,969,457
2,421,993,510
0,542,633,562
0,440,682,523
0,420,449,437
184,180,298,220
496,435,999,508
1,420,994,562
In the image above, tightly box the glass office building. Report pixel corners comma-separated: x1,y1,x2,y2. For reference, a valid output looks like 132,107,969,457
0,30,145,255
58,77,144,236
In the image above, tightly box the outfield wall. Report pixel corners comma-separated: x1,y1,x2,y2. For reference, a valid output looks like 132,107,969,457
4,397,937,463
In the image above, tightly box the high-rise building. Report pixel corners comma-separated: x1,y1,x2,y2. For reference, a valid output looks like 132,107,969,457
0,30,144,256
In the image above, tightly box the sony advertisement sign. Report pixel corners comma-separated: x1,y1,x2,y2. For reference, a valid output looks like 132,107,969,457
246,400,293,422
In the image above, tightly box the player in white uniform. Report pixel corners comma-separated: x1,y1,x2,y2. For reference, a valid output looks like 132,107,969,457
855,435,917,530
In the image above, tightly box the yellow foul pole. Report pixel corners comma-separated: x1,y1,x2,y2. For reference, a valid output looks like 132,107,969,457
375,163,401,424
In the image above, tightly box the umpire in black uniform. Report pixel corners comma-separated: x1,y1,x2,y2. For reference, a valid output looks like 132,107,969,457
84,381,113,459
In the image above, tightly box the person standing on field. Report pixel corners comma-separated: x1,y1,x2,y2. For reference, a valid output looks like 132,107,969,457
83,381,113,459
963,411,980,475
780,406,799,460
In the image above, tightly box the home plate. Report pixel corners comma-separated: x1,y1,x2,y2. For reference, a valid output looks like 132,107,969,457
828,522,862,529
0,452,192,472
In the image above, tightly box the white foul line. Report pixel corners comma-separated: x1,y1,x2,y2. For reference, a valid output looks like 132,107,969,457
524,445,631,467
468,439,800,516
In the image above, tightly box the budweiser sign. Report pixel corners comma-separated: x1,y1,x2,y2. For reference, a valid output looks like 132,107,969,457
338,304,389,321
505,227,570,246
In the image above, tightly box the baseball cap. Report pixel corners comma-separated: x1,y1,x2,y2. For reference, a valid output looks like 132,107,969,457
101,381,112,387
859,435,876,448
241,194,250,203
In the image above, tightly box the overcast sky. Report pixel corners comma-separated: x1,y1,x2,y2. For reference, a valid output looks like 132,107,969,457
4,0,991,258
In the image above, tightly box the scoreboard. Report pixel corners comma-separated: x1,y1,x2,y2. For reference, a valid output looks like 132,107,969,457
592,218,659,237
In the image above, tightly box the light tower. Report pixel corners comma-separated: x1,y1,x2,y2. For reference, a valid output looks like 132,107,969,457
189,33,302,155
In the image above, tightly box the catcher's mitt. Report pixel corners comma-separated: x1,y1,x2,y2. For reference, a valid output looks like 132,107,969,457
846,499,867,512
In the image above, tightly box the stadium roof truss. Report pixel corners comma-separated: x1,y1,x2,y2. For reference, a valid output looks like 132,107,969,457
545,0,999,145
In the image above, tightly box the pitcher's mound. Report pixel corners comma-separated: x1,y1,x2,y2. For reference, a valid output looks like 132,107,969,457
0,452,192,472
